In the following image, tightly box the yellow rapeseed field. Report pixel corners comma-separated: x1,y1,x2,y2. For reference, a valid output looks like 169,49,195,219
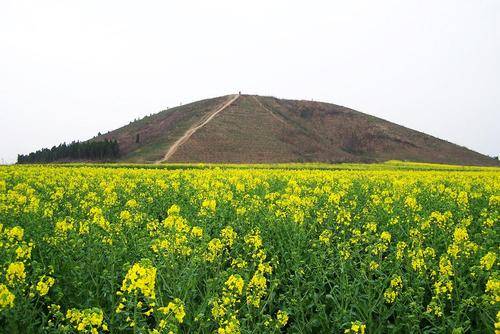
0,165,498,333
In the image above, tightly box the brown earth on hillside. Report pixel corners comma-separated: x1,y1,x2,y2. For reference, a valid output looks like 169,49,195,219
93,94,499,166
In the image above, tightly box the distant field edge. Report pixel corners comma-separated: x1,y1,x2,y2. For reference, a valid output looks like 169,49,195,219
6,160,500,172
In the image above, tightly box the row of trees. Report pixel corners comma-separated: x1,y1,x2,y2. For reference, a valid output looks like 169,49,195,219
17,139,120,164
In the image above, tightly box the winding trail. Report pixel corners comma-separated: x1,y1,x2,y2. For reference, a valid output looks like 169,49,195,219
252,96,287,125
156,94,239,163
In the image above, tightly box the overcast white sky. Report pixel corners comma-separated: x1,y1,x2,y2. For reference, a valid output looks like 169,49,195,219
1,0,499,163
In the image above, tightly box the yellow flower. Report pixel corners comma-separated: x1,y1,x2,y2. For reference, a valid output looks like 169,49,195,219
231,258,248,269
456,191,468,208
201,199,216,214
489,195,500,207
211,299,227,320
15,244,33,260
205,238,223,262
66,307,107,333
453,227,468,243
485,278,500,304
319,229,333,245
439,256,453,277
345,321,366,334
380,231,392,243
6,262,26,285
36,275,55,296
119,210,132,221
217,315,240,334
125,199,138,208
396,241,407,260
191,226,203,238
426,299,443,317
167,204,181,216
115,302,125,313
364,222,377,232
120,261,157,300
221,226,237,247
0,284,15,309
246,273,267,308
384,276,403,303
384,288,398,303
480,252,496,270
225,274,245,295
390,276,403,289
434,280,453,299
244,230,263,249
6,226,24,242
55,219,74,234
369,261,379,270
276,310,289,327
404,196,420,211
257,262,273,275
158,298,185,323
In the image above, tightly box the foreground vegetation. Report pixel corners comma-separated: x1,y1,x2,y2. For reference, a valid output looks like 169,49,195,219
0,164,499,333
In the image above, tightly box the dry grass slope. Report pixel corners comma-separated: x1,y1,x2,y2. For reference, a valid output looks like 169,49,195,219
93,94,499,166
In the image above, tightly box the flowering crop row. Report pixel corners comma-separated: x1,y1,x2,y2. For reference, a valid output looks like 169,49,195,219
0,165,498,333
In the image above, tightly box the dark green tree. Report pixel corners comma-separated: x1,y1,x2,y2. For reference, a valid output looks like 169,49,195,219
17,139,120,164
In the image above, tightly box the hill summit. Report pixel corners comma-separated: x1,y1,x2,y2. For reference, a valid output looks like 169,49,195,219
91,94,496,166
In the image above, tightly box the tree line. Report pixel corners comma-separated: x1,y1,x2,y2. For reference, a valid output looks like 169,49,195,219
17,139,120,164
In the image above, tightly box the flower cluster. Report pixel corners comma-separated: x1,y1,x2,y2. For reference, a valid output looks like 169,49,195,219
119,261,157,300
0,164,499,332
211,274,245,333
65,307,108,333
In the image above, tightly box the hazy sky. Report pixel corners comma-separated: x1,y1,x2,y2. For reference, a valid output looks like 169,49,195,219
1,0,499,163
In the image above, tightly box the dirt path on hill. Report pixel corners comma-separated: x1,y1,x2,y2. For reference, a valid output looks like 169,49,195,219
156,94,239,163
252,96,287,124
